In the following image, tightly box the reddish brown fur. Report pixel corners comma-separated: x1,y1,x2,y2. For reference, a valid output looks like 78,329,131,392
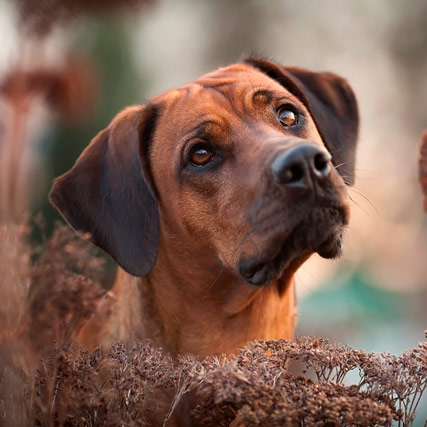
51,60,358,358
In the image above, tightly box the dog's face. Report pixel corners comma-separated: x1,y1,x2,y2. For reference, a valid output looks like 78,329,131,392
149,64,349,285
50,58,358,287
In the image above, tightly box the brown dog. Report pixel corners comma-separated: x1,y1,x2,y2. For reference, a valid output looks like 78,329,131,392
49,57,358,358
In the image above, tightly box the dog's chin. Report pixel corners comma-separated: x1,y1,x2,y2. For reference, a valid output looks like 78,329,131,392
316,232,344,259
237,208,346,286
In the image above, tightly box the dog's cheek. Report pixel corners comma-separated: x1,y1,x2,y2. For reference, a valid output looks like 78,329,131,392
174,190,221,246
211,198,256,268
179,190,249,268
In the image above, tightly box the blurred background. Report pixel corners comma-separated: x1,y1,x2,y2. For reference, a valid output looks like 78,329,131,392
0,0,426,379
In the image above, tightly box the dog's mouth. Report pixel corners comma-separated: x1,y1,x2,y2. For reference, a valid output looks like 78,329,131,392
237,207,347,286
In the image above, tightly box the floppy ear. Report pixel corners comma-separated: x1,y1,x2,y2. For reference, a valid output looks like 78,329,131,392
245,57,359,185
49,105,159,277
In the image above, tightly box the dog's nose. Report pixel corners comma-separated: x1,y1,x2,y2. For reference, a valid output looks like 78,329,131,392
271,143,332,189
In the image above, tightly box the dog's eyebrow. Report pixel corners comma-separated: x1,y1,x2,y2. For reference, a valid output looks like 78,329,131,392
252,89,273,104
182,119,220,139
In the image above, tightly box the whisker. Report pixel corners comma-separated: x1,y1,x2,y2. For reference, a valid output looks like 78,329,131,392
334,161,351,171
295,266,322,295
353,167,383,174
348,187,380,217
347,193,375,220
347,193,371,217
336,165,386,183
340,176,386,182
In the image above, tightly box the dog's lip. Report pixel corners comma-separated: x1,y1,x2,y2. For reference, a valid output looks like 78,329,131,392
238,236,304,286
238,206,347,286
238,262,273,286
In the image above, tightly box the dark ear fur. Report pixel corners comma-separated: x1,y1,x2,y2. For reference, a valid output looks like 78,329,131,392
49,105,159,277
245,57,359,185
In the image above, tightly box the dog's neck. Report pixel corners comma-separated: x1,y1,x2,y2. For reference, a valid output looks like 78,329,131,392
78,232,298,358
131,234,298,358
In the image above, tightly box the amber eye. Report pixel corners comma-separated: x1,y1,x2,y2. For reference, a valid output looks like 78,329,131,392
190,145,216,166
278,108,297,127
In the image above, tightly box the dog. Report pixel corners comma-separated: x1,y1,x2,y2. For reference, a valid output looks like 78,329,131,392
49,57,358,358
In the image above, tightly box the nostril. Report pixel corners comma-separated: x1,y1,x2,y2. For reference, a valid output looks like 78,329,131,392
313,152,331,178
284,164,304,184
272,156,307,186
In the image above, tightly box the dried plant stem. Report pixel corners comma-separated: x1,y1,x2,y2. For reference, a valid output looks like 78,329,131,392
163,374,191,426
420,131,427,212
0,100,30,222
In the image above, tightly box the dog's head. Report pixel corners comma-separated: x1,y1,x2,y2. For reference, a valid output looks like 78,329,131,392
50,58,358,286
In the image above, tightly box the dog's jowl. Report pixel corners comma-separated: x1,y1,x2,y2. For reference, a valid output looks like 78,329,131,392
50,57,358,357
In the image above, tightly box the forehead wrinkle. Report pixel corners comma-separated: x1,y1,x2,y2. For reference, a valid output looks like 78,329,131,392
209,85,237,110
204,81,253,120
191,69,287,119
192,77,241,114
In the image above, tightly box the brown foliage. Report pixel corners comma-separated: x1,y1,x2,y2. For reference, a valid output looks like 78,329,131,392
26,223,106,354
0,222,426,426
191,338,427,426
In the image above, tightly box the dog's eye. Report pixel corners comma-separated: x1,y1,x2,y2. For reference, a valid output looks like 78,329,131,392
190,145,216,166
278,108,297,127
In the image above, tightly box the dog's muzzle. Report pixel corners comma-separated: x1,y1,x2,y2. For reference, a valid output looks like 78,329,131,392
238,141,348,286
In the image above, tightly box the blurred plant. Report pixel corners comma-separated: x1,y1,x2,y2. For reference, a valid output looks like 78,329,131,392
387,1,427,133
27,222,106,353
0,57,98,221
0,219,106,425
16,0,155,36
420,131,427,213
0,1,154,421
1,0,156,223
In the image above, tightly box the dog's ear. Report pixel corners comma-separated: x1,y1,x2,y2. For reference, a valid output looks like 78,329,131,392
49,105,159,277
245,57,359,185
